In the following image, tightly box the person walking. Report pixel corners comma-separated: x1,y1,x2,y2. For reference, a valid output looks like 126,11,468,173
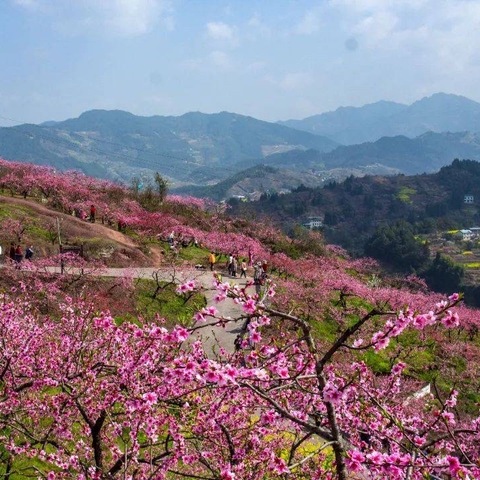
25,245,34,260
253,262,263,296
240,258,247,278
89,204,96,223
14,244,23,268
208,251,216,271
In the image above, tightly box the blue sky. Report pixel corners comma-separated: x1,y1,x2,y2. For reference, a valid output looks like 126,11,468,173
1,0,480,126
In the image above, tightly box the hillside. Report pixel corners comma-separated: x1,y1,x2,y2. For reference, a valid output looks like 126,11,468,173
279,93,480,144
172,164,328,201
0,158,479,479
0,110,338,185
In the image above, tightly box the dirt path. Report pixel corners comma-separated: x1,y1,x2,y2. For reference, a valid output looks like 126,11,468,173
1,196,138,249
44,264,250,354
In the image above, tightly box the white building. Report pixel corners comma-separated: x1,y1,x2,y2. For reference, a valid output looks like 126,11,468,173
459,229,474,240
302,217,323,229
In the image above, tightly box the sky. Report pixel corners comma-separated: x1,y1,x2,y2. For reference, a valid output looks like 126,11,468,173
1,0,480,127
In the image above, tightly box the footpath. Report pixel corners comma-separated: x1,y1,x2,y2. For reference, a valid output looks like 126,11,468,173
44,265,249,354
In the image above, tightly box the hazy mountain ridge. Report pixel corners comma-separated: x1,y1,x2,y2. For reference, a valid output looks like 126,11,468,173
2,93,480,190
207,131,480,200
0,110,338,185
320,131,480,174
279,93,480,144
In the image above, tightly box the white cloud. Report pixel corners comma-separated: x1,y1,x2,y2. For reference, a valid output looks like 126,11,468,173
13,0,39,8
206,21,237,43
353,10,399,43
182,51,234,72
13,0,174,37
293,10,321,35
209,51,233,70
246,61,267,73
247,13,272,37
275,72,314,91
281,72,313,91
99,0,173,36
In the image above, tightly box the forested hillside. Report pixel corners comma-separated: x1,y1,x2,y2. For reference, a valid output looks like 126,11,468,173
230,159,480,302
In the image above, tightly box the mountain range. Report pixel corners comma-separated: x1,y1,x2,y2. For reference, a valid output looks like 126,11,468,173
0,110,337,185
1,93,480,192
279,93,480,145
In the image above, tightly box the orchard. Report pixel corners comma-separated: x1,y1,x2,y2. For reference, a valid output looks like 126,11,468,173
0,158,479,479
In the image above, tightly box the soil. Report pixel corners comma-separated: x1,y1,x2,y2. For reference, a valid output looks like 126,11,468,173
1,196,162,267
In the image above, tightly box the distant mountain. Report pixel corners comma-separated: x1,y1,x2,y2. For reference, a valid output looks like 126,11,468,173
0,110,338,184
321,131,480,174
279,93,480,144
260,131,480,176
279,100,407,144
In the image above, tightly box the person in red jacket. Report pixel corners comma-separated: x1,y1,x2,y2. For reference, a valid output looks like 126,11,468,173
89,204,96,223
14,244,23,268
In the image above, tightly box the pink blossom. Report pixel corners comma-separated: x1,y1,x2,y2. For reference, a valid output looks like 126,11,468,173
446,455,461,475
270,455,290,475
372,331,390,351
441,411,456,425
220,468,236,480
391,362,406,375
323,383,343,404
243,299,256,314
441,310,459,328
142,392,158,405
445,390,458,408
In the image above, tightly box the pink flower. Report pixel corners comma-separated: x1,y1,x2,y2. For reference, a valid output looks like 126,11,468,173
448,293,460,302
446,455,461,474
243,299,256,314
323,383,343,404
204,306,218,316
250,331,262,343
142,392,157,405
172,326,189,342
220,468,236,480
442,411,456,425
270,456,290,475
441,310,459,328
366,451,384,465
176,281,195,294
445,390,458,408
372,331,390,351
391,362,406,375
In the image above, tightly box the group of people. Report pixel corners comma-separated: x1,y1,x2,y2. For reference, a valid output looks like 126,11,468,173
208,252,268,294
8,242,34,267
226,254,248,278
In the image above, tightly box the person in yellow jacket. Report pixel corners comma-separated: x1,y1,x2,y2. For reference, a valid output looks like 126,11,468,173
208,252,216,271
